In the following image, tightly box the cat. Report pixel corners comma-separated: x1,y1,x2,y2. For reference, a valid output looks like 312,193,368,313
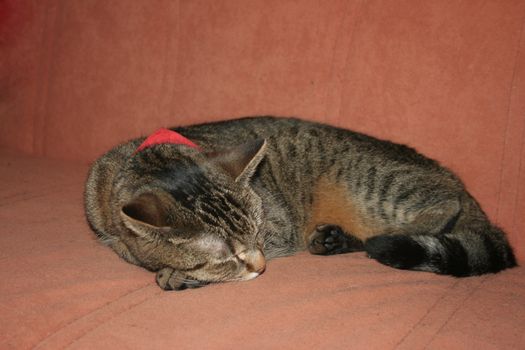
84,116,516,290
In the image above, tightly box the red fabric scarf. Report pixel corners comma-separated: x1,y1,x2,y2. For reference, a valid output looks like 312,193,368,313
133,128,200,155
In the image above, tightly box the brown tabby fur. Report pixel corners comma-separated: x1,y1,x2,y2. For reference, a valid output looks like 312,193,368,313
84,117,516,290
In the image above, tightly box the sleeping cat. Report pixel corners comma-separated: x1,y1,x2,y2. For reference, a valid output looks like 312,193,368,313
84,116,516,290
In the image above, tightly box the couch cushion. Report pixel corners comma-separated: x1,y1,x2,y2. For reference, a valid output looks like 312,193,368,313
1,150,524,349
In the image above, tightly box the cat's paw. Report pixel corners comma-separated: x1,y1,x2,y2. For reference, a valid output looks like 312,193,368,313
308,224,364,255
156,267,208,291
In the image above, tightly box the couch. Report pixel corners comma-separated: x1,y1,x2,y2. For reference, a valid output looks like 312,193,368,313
1,1,524,349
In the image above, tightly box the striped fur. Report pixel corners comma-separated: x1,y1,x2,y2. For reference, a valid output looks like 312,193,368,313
84,117,516,289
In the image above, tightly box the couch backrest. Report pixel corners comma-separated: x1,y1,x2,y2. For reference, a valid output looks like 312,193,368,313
1,0,524,261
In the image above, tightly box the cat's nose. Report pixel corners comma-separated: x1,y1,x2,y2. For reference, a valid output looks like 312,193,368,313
239,249,266,274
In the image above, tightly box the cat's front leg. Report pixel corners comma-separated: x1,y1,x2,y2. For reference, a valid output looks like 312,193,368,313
308,224,365,255
155,267,209,291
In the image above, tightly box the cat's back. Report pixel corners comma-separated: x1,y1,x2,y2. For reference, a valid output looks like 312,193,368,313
173,116,310,147
177,116,436,168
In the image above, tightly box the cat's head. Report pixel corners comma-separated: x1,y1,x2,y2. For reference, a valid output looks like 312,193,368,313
117,139,268,290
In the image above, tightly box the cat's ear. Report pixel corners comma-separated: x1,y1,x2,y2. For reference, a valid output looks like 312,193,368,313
120,192,173,238
209,139,267,184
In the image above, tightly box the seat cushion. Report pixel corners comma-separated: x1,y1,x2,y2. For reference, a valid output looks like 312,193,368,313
1,150,524,349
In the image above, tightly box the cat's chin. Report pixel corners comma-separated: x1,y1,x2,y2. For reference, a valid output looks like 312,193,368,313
241,272,261,281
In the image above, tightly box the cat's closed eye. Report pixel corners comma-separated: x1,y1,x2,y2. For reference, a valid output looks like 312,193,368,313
190,235,231,259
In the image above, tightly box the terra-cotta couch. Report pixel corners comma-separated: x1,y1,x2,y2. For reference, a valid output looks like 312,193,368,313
1,1,524,349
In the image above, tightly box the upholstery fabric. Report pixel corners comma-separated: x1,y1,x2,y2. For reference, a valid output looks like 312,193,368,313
1,150,524,349
1,1,524,348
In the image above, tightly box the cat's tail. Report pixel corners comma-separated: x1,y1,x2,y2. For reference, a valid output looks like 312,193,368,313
364,195,517,277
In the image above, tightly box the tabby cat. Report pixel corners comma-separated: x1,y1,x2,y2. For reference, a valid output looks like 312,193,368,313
84,117,516,290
